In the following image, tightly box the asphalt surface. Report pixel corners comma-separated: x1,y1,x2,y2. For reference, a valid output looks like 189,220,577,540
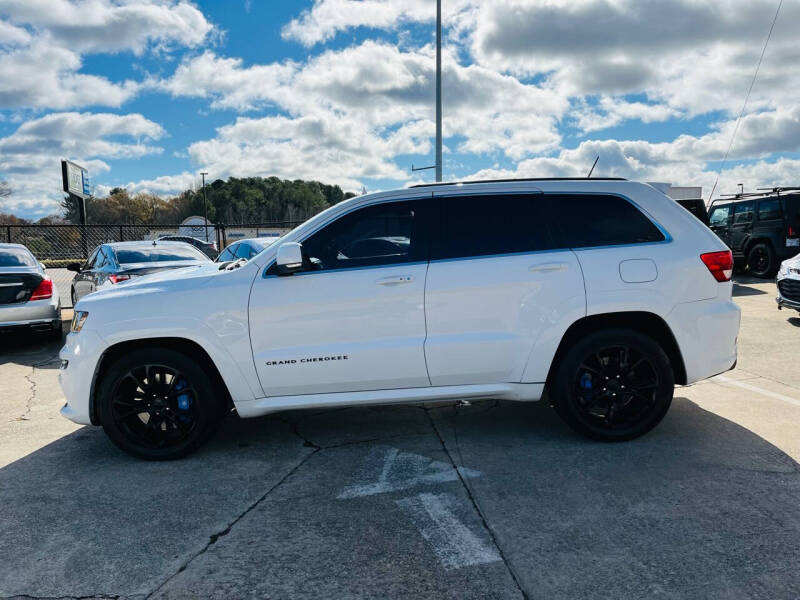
1,276,799,599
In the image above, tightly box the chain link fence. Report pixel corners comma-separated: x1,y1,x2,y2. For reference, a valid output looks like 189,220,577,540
3,222,302,308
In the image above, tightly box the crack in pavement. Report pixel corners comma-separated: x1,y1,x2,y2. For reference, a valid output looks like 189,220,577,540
143,447,320,599
17,369,36,422
425,408,529,600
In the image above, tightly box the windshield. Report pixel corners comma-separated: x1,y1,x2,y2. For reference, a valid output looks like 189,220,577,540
0,247,37,267
116,245,208,264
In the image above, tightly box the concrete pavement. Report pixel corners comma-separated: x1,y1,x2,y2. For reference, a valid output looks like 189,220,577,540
0,277,798,599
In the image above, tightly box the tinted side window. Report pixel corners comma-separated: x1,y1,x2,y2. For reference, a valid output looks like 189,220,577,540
301,200,428,271
83,248,99,271
433,194,554,260
549,194,665,248
733,201,754,224
757,198,781,220
218,247,236,262
709,205,732,227
235,243,252,260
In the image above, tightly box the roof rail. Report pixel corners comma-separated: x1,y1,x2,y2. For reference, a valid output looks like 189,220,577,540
714,186,800,203
410,177,627,188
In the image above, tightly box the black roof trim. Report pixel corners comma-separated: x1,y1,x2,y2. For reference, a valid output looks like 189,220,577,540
410,177,627,188
712,188,800,204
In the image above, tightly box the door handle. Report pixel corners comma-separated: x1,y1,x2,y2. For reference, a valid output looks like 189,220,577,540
529,262,568,273
376,275,414,285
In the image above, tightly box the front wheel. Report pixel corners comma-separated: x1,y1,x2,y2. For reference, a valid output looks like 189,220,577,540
97,348,223,460
550,329,674,442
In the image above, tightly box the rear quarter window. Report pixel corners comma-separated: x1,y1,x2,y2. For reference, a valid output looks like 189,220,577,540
548,194,665,248
757,198,781,220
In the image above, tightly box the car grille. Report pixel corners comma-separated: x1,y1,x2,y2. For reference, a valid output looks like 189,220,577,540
778,278,800,303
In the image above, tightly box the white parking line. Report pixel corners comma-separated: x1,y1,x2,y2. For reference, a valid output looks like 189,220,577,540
715,375,800,408
396,492,501,570
337,446,481,499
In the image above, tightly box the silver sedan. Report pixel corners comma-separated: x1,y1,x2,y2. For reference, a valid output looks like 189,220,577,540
0,243,61,340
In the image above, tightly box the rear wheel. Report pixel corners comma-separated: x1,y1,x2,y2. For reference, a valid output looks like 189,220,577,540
550,329,674,441
747,242,776,278
97,348,223,460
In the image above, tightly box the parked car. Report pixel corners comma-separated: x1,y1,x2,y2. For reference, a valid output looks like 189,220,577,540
0,243,61,339
157,235,218,259
776,253,800,314
707,190,800,277
67,241,212,304
215,237,276,263
60,178,740,460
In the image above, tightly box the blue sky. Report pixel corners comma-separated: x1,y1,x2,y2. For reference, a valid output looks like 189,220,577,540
1,0,798,219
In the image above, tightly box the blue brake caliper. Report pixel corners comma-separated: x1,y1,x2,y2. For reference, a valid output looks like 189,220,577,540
174,378,192,423
579,372,594,405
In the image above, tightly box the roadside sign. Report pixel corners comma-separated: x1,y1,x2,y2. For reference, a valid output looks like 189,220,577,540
61,159,90,199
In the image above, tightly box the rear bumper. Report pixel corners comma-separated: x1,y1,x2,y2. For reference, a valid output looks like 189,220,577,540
0,297,61,331
668,297,740,385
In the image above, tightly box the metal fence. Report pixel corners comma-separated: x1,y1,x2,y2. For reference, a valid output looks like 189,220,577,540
3,221,303,308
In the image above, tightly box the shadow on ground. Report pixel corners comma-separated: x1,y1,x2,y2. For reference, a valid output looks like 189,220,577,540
732,282,768,297
0,318,68,368
1,397,798,599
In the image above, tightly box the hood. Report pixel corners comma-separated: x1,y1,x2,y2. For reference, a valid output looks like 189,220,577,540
76,262,221,308
781,253,800,271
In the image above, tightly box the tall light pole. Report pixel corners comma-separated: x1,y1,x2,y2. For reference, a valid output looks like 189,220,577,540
200,172,209,242
410,0,443,181
435,0,442,182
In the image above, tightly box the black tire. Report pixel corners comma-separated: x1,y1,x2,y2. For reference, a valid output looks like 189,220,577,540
97,348,223,460
747,242,776,278
550,329,674,442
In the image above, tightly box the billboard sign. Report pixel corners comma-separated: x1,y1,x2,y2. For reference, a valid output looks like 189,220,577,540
61,159,90,198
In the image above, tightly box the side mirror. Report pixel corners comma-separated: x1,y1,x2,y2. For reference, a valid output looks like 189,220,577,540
275,242,303,275
67,262,82,272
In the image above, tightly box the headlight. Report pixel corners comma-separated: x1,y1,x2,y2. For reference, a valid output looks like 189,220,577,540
71,311,88,333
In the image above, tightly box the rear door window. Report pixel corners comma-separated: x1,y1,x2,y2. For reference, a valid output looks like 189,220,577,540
757,198,781,221
709,205,732,227
733,201,754,224
432,194,554,260
548,194,665,248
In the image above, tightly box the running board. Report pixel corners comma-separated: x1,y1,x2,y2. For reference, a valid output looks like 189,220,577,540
235,382,545,418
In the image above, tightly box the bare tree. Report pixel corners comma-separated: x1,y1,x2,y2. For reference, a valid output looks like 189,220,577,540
0,180,10,199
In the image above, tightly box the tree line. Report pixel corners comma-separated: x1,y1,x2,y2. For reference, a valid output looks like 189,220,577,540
0,176,356,225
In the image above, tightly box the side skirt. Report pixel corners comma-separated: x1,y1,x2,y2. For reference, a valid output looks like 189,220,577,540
234,382,545,419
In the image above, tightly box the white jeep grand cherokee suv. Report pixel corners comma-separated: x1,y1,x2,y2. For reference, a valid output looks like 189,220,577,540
60,178,740,459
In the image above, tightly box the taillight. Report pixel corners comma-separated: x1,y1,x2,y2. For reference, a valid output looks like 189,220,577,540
789,225,796,237
700,250,734,282
109,274,130,284
29,278,53,301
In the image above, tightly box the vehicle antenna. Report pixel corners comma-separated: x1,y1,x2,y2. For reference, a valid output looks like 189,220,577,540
708,0,783,202
587,156,599,178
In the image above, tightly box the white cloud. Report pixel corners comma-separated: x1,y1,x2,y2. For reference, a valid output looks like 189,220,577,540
281,0,475,47
0,0,212,54
0,112,165,216
0,0,213,110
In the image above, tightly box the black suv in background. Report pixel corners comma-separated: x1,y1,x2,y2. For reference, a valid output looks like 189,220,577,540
708,189,800,277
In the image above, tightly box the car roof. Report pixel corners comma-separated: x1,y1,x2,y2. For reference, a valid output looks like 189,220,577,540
104,240,199,249
410,177,626,188
0,243,31,251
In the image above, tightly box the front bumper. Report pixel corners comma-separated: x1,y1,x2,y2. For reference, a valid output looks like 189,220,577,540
58,329,107,425
776,295,800,311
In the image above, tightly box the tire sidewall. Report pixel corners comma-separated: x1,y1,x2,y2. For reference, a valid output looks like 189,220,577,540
552,328,674,442
97,347,219,460
748,242,775,277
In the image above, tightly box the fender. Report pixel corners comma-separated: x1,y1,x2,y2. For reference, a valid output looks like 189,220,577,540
97,315,261,404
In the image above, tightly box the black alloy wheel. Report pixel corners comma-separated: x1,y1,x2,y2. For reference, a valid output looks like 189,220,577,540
551,329,674,441
98,348,222,460
747,242,776,278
